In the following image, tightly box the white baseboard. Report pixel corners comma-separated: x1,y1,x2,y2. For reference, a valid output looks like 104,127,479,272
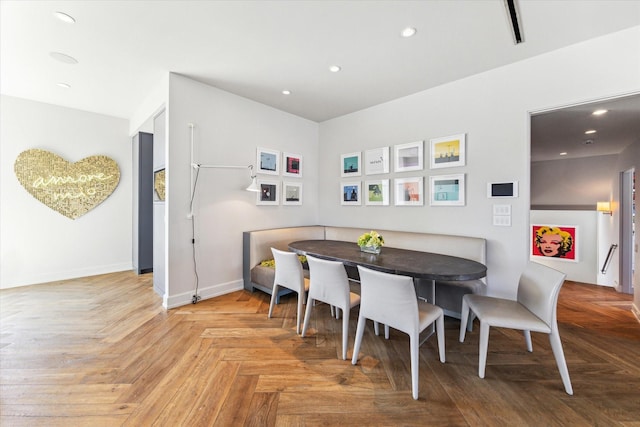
164,279,244,309
0,263,132,289
632,303,640,324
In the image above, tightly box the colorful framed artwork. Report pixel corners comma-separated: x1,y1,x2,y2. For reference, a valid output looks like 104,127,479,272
429,133,466,169
430,173,465,206
283,152,302,178
257,147,280,175
341,152,361,177
365,146,390,175
282,181,302,205
394,177,424,206
256,179,279,205
394,140,423,172
531,224,578,262
341,181,361,206
365,179,389,206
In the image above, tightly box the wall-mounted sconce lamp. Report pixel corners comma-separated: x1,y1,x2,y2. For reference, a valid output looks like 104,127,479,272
191,163,259,192
596,201,612,215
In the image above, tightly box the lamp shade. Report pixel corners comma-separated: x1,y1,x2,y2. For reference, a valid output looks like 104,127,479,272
596,201,611,214
246,176,259,192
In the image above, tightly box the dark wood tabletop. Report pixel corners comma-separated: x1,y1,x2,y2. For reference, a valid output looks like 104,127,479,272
288,240,486,281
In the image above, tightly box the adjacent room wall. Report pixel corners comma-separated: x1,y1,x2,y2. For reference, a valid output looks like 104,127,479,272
0,95,131,288
318,26,640,299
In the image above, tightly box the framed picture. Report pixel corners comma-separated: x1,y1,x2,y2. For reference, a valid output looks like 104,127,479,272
153,168,166,201
282,152,302,177
531,224,578,262
365,147,390,175
256,179,279,205
257,147,280,175
282,181,302,205
341,181,361,205
394,177,424,206
394,141,424,172
365,179,390,206
341,152,361,177
429,133,466,169
430,173,465,206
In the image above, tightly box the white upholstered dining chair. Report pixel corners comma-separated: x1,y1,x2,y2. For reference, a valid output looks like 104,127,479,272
459,261,573,395
268,248,310,334
301,255,361,360
351,266,445,400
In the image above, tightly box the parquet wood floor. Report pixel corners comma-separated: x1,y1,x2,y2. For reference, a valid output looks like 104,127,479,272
1,271,639,426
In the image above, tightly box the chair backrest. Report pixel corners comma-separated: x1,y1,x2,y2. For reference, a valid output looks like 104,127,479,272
306,255,350,308
357,266,418,334
271,248,305,293
517,261,567,327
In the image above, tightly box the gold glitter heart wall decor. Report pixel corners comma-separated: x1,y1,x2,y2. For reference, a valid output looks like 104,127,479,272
14,149,121,220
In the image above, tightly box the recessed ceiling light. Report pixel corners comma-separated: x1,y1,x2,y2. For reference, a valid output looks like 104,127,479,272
282,90,291,95
49,52,78,64
401,27,417,38
329,65,341,73
559,152,568,156
54,11,76,24
584,129,597,134
57,82,71,88
592,109,608,116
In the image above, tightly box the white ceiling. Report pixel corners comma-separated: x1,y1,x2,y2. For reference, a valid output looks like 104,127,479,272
1,0,639,159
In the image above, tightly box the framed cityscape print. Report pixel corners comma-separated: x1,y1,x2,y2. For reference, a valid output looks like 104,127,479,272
394,140,424,172
365,146,390,175
256,179,279,205
429,133,466,169
282,181,303,205
365,179,389,206
283,152,302,177
531,224,578,262
394,177,424,206
341,181,361,205
430,173,465,206
257,147,280,175
341,152,361,177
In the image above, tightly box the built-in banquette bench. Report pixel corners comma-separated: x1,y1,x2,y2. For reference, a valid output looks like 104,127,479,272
242,226,486,319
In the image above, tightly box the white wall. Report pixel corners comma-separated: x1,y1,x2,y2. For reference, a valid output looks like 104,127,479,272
163,74,319,307
318,26,640,299
0,95,131,288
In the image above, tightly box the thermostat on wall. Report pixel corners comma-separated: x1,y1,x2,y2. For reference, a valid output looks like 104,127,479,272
487,181,518,198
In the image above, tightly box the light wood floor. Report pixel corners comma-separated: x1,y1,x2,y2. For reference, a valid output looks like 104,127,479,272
1,271,639,426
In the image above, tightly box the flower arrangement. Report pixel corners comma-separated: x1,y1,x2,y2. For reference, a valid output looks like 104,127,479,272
357,230,384,253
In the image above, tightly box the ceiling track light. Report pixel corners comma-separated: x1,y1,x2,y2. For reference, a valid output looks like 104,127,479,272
504,0,524,44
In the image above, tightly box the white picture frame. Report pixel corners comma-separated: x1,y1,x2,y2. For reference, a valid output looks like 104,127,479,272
430,173,465,206
365,179,390,206
257,147,280,175
394,140,424,172
341,181,361,205
256,179,280,205
282,181,303,205
282,152,302,178
365,146,390,175
394,177,424,206
341,152,361,177
429,133,466,169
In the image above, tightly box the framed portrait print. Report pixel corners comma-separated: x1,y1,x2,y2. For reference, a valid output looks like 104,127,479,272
365,146,390,175
394,141,424,172
282,181,302,205
394,177,424,206
365,179,389,206
257,147,280,175
341,181,361,205
341,152,361,177
430,174,465,206
430,133,466,169
283,152,302,177
256,179,279,205
531,224,578,262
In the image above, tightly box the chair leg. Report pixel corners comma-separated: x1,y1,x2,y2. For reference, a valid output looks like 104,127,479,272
268,285,279,318
374,321,380,336
549,331,574,395
384,324,390,340
336,307,341,320
410,333,419,400
467,312,476,332
341,308,349,360
524,330,533,352
478,322,490,378
301,296,314,337
436,314,446,363
330,305,335,318
459,297,470,342
296,291,304,335
351,316,366,365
